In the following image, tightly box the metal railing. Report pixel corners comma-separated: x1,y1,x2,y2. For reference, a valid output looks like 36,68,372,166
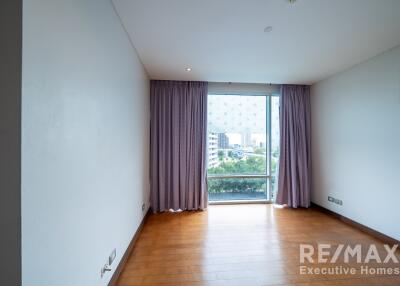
207,174,270,179
207,174,272,203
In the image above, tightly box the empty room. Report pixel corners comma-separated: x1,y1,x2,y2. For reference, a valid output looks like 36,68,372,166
2,0,400,285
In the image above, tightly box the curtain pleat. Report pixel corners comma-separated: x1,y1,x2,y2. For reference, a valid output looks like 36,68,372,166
276,85,311,208
150,80,208,212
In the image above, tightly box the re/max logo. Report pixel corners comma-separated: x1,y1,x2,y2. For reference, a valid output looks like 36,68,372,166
300,244,399,264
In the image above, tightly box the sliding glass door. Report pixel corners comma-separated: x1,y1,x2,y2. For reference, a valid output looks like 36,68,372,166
207,94,279,202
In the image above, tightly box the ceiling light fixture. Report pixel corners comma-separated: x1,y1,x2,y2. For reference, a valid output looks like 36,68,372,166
264,26,273,33
185,67,192,72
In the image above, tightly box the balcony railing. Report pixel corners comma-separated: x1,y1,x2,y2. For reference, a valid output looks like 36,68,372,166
207,175,271,202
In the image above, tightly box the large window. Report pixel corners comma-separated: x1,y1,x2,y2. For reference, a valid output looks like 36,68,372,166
207,94,279,202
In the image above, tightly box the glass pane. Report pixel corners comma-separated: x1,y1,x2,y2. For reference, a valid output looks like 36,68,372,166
208,178,268,201
207,95,267,175
271,96,280,199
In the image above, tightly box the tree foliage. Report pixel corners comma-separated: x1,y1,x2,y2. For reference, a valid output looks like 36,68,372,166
208,156,266,193
209,156,266,175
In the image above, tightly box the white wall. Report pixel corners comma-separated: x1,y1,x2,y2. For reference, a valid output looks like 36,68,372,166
311,45,400,241
21,1,150,285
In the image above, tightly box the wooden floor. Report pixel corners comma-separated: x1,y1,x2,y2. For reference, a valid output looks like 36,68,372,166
116,205,400,286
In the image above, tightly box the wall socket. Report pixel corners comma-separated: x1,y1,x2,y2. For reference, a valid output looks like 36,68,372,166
100,264,111,278
101,248,116,278
109,248,116,265
142,203,146,212
328,196,343,206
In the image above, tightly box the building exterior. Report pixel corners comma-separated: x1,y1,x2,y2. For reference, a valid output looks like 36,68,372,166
208,132,219,168
218,133,229,149
241,131,252,147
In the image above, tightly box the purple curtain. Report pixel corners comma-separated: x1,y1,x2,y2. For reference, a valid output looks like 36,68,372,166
276,85,311,208
150,80,208,212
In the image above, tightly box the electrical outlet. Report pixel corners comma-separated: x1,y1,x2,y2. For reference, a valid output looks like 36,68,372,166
142,203,146,212
109,248,116,265
101,264,111,278
328,196,343,206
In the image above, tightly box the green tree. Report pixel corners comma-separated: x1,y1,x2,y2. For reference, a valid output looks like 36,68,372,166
254,147,266,155
208,178,266,194
208,156,267,193
209,156,266,175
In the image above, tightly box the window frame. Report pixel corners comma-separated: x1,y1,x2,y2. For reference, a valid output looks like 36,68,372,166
206,93,279,203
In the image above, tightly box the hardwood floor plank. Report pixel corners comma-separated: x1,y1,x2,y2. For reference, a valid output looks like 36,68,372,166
116,205,400,285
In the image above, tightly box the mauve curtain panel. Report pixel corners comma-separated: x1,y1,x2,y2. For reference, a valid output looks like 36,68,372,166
276,85,311,208
150,80,208,212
